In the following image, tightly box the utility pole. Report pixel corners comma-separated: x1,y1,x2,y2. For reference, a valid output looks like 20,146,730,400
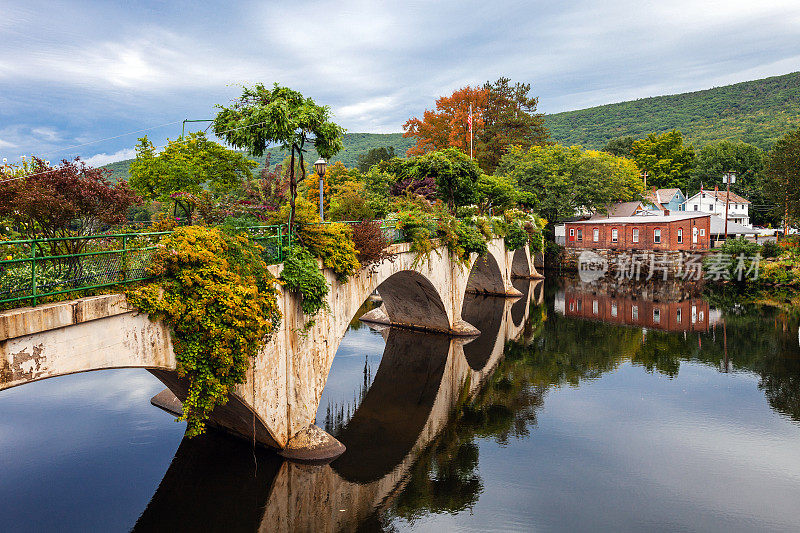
723,171,735,242
785,191,790,240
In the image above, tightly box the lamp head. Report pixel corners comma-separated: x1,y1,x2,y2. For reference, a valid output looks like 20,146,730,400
314,158,327,178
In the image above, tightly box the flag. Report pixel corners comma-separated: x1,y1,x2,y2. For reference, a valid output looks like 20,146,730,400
467,110,472,133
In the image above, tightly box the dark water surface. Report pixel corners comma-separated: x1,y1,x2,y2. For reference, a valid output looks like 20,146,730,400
2,276,800,531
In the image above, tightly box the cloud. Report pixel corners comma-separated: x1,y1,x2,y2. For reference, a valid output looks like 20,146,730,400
0,0,798,158
82,148,137,167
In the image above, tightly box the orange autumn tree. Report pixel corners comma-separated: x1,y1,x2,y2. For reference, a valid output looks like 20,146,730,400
403,78,550,173
402,86,489,157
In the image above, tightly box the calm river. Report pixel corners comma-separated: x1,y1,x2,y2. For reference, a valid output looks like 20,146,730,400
2,276,800,532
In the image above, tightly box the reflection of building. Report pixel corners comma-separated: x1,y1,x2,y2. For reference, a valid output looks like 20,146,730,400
559,290,715,332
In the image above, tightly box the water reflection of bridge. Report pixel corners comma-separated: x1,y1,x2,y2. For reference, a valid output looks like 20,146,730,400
554,278,720,332
133,279,542,532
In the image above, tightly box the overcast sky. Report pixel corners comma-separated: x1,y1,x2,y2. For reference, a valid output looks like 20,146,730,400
1,0,799,166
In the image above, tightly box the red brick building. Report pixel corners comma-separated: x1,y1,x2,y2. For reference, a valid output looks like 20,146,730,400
564,213,711,251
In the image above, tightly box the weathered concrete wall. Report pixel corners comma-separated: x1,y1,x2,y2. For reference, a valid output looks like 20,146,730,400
0,238,539,453
0,296,175,391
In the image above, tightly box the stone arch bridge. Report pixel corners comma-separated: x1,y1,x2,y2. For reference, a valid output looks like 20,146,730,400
0,238,541,459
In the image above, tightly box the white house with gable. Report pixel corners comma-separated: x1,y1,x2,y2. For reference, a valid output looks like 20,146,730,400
685,190,751,228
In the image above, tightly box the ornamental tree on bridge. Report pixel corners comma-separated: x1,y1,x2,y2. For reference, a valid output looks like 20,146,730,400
213,84,345,229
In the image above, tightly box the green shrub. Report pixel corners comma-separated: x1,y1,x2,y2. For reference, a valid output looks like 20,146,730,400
395,209,435,256
456,221,488,258
281,246,330,316
504,223,528,250
760,240,781,259
714,236,760,256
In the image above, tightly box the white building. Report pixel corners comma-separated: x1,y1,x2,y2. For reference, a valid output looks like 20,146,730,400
685,190,751,228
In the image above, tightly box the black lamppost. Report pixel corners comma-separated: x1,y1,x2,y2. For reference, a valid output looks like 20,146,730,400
314,158,327,221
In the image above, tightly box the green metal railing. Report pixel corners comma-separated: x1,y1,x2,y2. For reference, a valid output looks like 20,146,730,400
242,224,291,264
0,225,290,308
0,219,427,308
0,231,170,307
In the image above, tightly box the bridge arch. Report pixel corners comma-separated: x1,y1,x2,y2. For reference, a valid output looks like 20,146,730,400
373,270,451,332
1,237,539,460
465,253,506,295
511,247,531,278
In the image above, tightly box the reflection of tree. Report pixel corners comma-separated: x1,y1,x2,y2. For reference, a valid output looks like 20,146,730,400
689,308,800,421
323,355,374,435
391,432,483,520
632,331,684,377
523,317,638,387
388,281,800,525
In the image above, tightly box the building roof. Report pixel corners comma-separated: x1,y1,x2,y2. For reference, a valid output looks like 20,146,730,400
709,215,759,235
655,188,682,203
569,213,710,225
687,190,751,204
643,192,666,212
590,201,645,219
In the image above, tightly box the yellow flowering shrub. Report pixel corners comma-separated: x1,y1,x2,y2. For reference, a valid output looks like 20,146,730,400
296,222,360,281
126,225,281,437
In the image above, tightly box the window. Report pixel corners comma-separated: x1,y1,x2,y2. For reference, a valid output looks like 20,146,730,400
569,228,574,236
653,308,661,324
654,229,661,243
577,228,583,241
593,228,599,242
632,305,639,320
632,228,639,243
577,299,582,312
611,228,618,243
694,205,698,211
700,229,705,237
676,308,682,323
611,302,618,317
592,300,598,314
698,311,704,322
693,227,698,244
677,228,683,243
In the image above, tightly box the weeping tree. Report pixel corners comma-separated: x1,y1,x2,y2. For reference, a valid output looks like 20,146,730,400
213,84,345,228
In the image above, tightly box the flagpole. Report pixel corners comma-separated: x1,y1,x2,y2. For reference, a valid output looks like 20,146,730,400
469,102,473,159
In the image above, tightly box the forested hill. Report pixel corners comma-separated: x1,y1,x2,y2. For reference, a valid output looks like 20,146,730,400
544,71,800,150
102,132,414,181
